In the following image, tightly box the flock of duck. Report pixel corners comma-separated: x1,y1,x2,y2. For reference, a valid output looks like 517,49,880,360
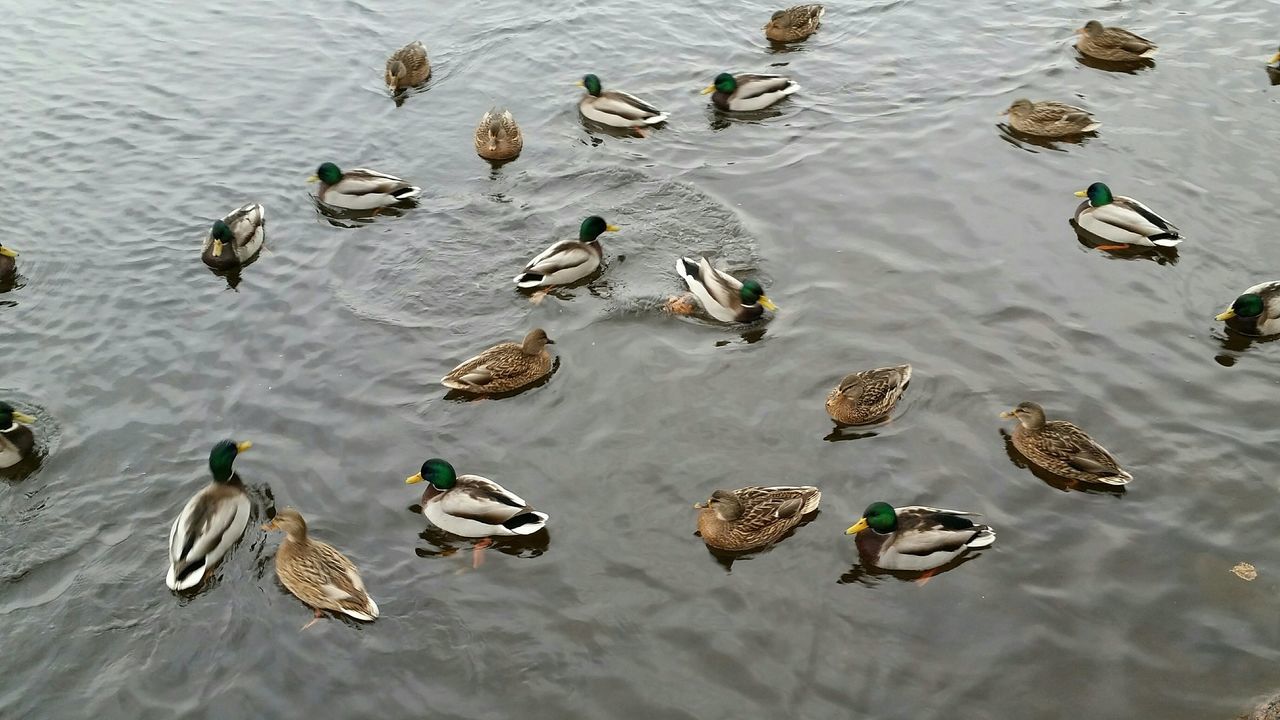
2,7,1279,628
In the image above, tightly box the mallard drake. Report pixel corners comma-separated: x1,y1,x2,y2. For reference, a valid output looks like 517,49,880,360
764,5,825,42
1001,402,1132,485
385,40,430,93
0,402,36,469
440,328,554,394
575,74,668,128
0,241,17,283
1075,20,1157,62
308,162,422,211
702,72,799,111
263,508,378,627
166,440,253,591
1073,182,1181,250
826,365,912,425
1269,47,1280,69
1216,281,1280,336
201,203,265,270
674,256,777,323
694,486,820,552
406,458,549,540
475,108,523,161
1002,98,1099,137
845,502,995,572
514,216,617,289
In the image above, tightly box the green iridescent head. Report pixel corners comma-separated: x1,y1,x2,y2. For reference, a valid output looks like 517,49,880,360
209,439,251,483
739,280,778,311
1078,182,1114,206
712,73,736,93
846,501,897,535
210,220,234,242
407,458,457,489
1233,293,1265,318
580,74,603,96
314,162,343,185
579,215,618,242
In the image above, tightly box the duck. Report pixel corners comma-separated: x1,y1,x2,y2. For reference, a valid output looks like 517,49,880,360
1002,98,1099,137
702,72,799,112
1074,20,1157,62
385,40,431,93
0,402,36,469
263,508,378,628
1270,47,1280,70
514,216,617,289
764,5,825,43
308,162,422,211
201,203,265,270
694,486,821,552
1073,182,1181,250
673,256,777,323
1216,281,1280,336
475,108,523,161
845,502,995,572
407,458,548,537
0,241,17,283
166,440,253,591
440,328,555,394
1001,402,1133,485
826,365,912,425
575,74,668,128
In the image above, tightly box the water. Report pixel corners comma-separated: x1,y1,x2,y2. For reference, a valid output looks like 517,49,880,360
3,0,1279,717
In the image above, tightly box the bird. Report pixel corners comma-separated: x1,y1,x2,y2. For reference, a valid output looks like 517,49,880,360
385,40,430,93
575,74,668,128
474,108,523,161
514,216,617,290
764,5,825,43
1216,281,1280,337
201,203,265,270
845,502,995,572
308,163,421,211
1002,98,1099,137
166,440,253,591
1072,182,1181,250
826,365,912,425
1001,402,1132,485
694,486,820,552
0,401,36,469
672,256,777,323
440,328,555,395
1074,20,1157,62
0,241,17,283
1269,46,1280,70
702,72,799,112
263,508,378,629
407,458,548,566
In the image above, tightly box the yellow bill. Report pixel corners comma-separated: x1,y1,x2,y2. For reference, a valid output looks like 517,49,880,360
999,410,1015,418
1216,308,1236,321
212,239,224,256
1073,190,1088,197
845,518,870,535
700,85,716,95
12,411,35,424
406,472,424,484
1270,52,1280,64
605,224,621,232
306,174,320,183
236,440,253,452
574,80,585,87
0,247,17,258
759,296,778,311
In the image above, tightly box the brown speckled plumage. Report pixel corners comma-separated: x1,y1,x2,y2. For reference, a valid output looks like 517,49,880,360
440,328,554,394
764,5,824,43
1002,402,1132,485
267,509,378,621
1075,20,1157,62
1004,98,1100,137
474,108,523,161
695,486,820,552
825,364,911,425
385,41,431,92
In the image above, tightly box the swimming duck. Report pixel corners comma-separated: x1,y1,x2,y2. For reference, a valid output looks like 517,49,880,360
0,402,35,469
1075,20,1157,62
385,40,431,93
0,241,17,283
702,72,799,112
166,440,253,591
826,364,912,425
440,328,555,394
764,5,825,42
1002,98,1099,137
406,458,549,540
308,162,422,211
845,502,995,572
1001,402,1132,485
694,486,821,552
263,508,378,628
475,108,523,161
1216,281,1280,336
1073,182,1181,250
575,74,668,128
674,256,777,323
201,203,265,270
514,216,617,289
1269,47,1280,69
